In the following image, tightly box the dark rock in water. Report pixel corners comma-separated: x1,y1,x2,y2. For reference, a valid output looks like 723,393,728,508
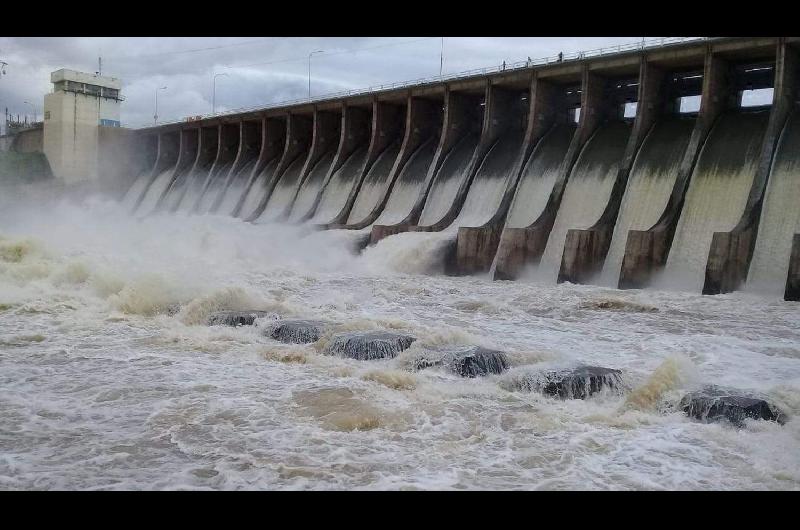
413,345,509,377
578,298,658,313
680,386,787,427
266,319,327,344
207,310,276,327
326,331,416,360
513,365,624,399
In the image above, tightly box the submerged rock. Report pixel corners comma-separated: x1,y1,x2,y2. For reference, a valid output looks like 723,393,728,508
165,303,182,316
680,386,787,427
512,365,624,399
266,319,327,344
326,331,416,360
413,345,509,377
207,310,277,327
578,298,658,313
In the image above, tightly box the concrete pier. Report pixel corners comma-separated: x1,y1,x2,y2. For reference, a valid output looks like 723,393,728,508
308,101,376,228
284,105,345,221
326,98,406,229
454,74,561,276
209,118,262,213
127,38,800,296
153,127,198,212
704,39,799,294
232,116,286,218
131,130,179,212
168,125,218,212
408,81,492,234
336,96,442,231
246,112,313,221
618,46,732,289
370,86,481,244
558,58,661,284
493,65,606,280
786,234,800,301
192,122,239,213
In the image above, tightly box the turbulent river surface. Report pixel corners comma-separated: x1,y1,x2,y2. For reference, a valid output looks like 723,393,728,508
1,184,799,490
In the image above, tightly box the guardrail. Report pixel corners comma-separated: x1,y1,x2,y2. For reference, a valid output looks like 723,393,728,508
132,36,712,130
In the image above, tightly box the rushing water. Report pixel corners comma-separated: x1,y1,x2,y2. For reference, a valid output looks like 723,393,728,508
373,138,437,227
418,133,478,227
450,132,522,229
1,183,798,490
535,122,631,281
662,111,768,292
748,111,800,295
600,118,695,287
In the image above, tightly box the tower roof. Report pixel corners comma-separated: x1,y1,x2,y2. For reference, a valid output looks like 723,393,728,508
51,69,121,90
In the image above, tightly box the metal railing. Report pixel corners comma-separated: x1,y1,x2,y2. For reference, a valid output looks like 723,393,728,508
133,36,712,130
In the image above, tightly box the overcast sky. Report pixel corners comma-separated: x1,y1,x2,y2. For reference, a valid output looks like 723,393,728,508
0,37,652,128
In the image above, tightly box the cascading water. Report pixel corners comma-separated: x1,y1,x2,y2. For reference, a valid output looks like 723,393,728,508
372,138,437,226
417,133,479,226
120,169,154,211
346,141,402,225
535,121,631,281
213,158,257,216
505,125,574,229
237,157,279,220
307,147,369,225
285,150,342,223
255,152,312,223
448,131,523,230
195,161,233,214
0,178,798,490
135,167,176,216
172,159,215,214
661,111,769,292
747,110,800,295
600,118,695,286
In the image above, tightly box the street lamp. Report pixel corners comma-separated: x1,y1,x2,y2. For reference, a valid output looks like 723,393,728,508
23,101,36,123
154,86,167,125
308,50,323,99
439,37,444,77
212,73,228,115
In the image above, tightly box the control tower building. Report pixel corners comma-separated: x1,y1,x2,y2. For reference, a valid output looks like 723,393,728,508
43,69,123,183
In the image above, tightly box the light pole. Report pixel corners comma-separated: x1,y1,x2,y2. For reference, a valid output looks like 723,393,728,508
212,73,228,115
23,101,36,123
308,50,323,99
439,37,444,76
154,86,167,125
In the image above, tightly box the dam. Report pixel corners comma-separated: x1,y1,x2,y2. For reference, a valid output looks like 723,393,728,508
5,36,800,491
123,37,800,301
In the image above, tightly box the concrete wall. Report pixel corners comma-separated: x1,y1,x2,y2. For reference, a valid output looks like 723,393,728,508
123,37,800,297
455,74,559,275
704,39,799,294
44,89,121,184
558,58,663,284
786,234,800,301
618,45,735,289
493,66,608,280
97,126,141,194
11,128,43,153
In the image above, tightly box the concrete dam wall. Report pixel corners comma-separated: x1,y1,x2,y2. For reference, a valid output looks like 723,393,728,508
126,37,800,301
